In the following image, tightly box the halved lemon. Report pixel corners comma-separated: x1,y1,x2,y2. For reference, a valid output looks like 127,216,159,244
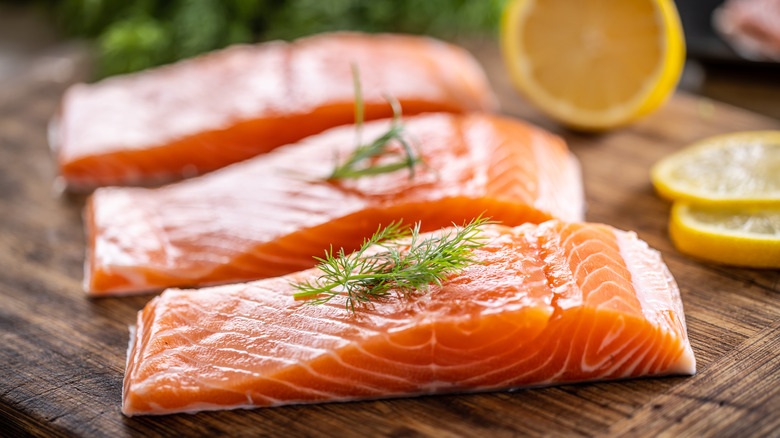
500,0,685,131
652,131,780,207
670,203,780,268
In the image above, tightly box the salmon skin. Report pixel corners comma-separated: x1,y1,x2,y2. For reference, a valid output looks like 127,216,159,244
53,32,498,191
85,112,584,296
122,221,696,416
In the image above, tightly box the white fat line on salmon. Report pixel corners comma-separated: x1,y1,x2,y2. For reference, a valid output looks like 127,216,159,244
606,329,656,376
594,314,629,356
175,290,379,340
616,228,696,375
616,230,675,324
320,349,418,387
620,334,659,376
638,339,666,376
578,317,626,374
457,330,564,387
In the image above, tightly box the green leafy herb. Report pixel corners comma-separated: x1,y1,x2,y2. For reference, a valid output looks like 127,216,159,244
292,216,492,312
351,63,364,147
328,64,423,181
51,0,506,78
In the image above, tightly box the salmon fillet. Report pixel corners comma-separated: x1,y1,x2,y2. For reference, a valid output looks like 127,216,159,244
85,113,583,296
122,221,696,416
53,32,498,191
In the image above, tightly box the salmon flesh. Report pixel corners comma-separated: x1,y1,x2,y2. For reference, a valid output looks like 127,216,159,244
122,221,696,416
54,32,498,190
85,113,584,296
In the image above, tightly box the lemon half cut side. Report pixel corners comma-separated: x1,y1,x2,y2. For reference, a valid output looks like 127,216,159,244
500,0,685,131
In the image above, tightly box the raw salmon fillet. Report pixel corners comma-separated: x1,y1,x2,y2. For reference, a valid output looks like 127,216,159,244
53,32,498,190
122,221,696,416
85,112,584,296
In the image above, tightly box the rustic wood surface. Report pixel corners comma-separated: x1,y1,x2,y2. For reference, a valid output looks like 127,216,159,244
1,42,779,438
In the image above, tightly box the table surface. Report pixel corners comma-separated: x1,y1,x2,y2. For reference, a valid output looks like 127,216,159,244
1,40,779,437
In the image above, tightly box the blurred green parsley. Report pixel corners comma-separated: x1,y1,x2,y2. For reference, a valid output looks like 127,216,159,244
41,0,506,79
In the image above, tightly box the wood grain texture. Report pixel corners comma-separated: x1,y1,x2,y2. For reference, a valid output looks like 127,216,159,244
0,42,778,437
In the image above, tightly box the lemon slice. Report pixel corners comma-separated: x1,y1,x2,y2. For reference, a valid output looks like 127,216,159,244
670,203,780,268
652,131,780,207
500,0,685,131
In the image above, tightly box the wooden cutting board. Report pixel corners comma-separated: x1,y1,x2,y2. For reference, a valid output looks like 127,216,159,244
1,43,778,437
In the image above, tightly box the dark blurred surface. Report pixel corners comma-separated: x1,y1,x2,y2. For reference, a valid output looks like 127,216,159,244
677,0,739,61
675,0,780,119
0,1,778,119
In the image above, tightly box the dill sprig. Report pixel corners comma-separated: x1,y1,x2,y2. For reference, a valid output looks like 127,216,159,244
292,216,493,312
328,64,422,181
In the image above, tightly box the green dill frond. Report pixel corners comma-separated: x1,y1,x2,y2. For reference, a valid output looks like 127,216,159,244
328,65,423,181
291,216,493,312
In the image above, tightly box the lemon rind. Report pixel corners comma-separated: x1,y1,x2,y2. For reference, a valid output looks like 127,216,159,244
670,202,780,268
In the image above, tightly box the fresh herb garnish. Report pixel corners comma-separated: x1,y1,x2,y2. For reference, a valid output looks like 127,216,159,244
328,64,422,181
292,216,492,312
